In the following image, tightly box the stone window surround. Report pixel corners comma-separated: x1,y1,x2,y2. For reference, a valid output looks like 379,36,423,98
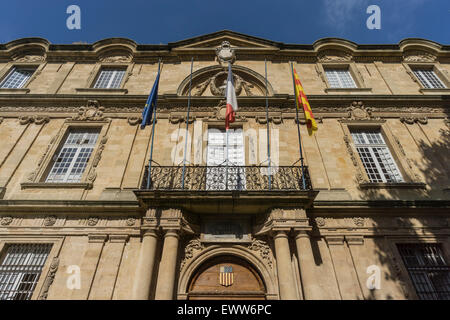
0,62,46,94
387,236,450,300
0,236,63,300
403,62,450,93
22,121,109,190
340,121,424,188
317,62,372,93
75,62,133,94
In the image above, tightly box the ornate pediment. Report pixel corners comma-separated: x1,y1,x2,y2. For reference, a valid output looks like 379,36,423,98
317,49,353,62
172,31,279,50
403,50,436,62
178,65,273,97
69,100,107,121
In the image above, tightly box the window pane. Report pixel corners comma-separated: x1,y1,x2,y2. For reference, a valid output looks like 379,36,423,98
413,69,446,89
0,244,52,300
325,68,357,88
46,128,100,183
0,68,35,89
94,69,125,89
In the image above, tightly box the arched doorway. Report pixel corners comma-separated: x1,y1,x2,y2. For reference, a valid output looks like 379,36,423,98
187,255,266,300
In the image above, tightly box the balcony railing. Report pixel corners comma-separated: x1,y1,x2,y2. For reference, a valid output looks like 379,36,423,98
140,165,312,191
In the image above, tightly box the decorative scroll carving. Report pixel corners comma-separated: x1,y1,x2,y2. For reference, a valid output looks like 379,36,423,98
38,257,59,300
343,134,358,167
127,116,141,126
256,116,283,124
70,100,106,121
18,115,50,125
87,216,99,226
192,78,212,96
101,55,131,63
343,101,379,121
247,238,272,268
315,217,326,227
15,55,45,63
353,217,365,227
400,117,428,125
27,134,59,182
180,238,204,270
125,217,136,226
210,71,242,96
0,216,13,226
317,50,352,62
43,215,57,227
92,135,108,167
403,50,436,62
216,41,236,65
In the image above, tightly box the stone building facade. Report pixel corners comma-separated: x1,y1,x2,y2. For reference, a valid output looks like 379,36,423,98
0,30,449,300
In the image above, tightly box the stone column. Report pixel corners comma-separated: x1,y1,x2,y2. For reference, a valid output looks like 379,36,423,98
131,230,158,300
273,231,298,300
155,229,180,300
295,230,316,300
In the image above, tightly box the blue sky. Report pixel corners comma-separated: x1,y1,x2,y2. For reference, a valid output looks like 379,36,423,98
1,0,448,45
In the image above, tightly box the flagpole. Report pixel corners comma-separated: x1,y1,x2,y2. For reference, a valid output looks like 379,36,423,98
264,59,271,190
181,57,194,189
290,61,306,190
146,59,161,189
225,62,231,190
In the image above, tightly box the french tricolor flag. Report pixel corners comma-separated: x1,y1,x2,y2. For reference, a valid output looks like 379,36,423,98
225,63,238,130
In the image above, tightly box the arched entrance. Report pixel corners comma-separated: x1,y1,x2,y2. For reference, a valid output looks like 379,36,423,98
187,255,266,300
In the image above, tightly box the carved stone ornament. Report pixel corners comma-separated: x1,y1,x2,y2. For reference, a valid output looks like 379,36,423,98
353,217,365,227
317,50,352,62
101,55,131,63
247,238,272,268
180,238,204,270
400,117,428,125
344,101,379,121
27,134,58,182
315,217,326,227
15,55,45,63
208,103,246,122
0,216,13,226
127,116,142,126
126,217,136,226
43,215,57,227
38,257,59,300
70,100,106,121
87,216,99,226
210,71,242,96
403,50,436,63
216,41,236,65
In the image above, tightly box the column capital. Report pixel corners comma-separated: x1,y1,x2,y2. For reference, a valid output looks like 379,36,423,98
294,229,311,239
345,235,364,245
325,235,345,246
88,234,108,243
163,229,180,239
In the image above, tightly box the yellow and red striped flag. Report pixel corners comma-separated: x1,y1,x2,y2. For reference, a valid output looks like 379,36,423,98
293,67,318,136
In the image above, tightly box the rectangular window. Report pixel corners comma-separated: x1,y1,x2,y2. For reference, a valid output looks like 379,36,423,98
0,243,52,300
325,68,357,88
351,130,404,183
93,69,126,89
46,128,100,183
397,243,450,300
206,128,245,190
0,67,35,89
412,69,446,89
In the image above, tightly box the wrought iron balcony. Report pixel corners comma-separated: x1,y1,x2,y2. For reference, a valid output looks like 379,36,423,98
140,165,312,191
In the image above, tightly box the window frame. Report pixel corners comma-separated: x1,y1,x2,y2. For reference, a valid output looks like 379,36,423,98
0,237,63,300
83,62,133,91
340,122,419,186
388,238,450,300
404,63,450,91
317,62,371,93
0,62,43,91
23,122,109,189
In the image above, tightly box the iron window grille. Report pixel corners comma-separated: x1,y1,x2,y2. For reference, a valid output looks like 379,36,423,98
0,67,35,89
351,130,404,183
325,68,357,88
46,128,100,183
93,69,126,89
397,243,450,300
412,69,446,89
0,243,52,300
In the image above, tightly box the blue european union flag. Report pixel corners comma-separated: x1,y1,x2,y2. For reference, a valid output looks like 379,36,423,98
140,71,160,129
